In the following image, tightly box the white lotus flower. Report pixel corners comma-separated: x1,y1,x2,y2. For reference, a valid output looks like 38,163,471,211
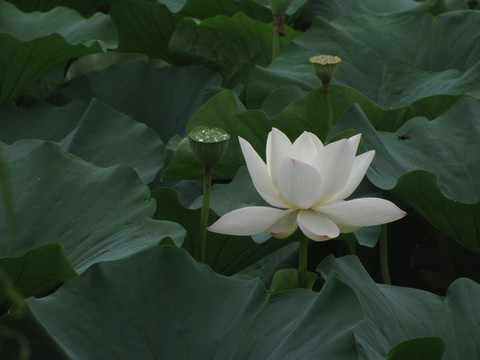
208,128,406,241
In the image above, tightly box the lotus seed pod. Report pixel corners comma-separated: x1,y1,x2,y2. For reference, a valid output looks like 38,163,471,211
189,126,230,167
310,55,342,90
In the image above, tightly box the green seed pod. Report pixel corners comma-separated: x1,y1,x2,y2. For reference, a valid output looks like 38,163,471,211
269,0,293,14
189,127,230,167
310,55,342,90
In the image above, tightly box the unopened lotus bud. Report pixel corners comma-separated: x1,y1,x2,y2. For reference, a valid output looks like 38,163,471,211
310,55,342,91
189,126,230,167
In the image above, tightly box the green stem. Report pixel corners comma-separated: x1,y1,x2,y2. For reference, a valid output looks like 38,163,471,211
345,240,356,255
379,224,391,285
298,236,308,288
198,166,213,263
0,150,15,254
322,89,334,130
272,21,280,61
0,324,30,360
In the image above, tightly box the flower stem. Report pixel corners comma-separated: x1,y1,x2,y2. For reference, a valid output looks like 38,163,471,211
322,89,334,130
198,166,213,263
298,236,308,288
379,224,391,285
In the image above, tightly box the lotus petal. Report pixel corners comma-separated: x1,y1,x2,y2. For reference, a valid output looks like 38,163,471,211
317,198,406,227
277,158,323,209
332,150,375,202
239,137,287,208
208,206,290,236
292,131,324,163
297,210,340,241
348,134,362,153
269,210,299,239
267,128,293,186
312,139,355,205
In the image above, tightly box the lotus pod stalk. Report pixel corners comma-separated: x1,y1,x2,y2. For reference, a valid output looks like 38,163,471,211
310,55,342,129
189,127,230,263
269,0,293,60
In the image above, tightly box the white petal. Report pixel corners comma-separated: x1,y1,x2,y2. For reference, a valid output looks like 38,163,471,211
208,207,291,236
316,198,406,227
239,137,287,208
311,139,355,205
277,158,322,209
349,133,362,153
267,128,293,188
269,210,299,239
332,150,375,202
292,131,323,164
297,210,340,241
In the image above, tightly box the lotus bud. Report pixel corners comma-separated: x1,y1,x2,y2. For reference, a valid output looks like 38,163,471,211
188,126,230,167
310,55,342,91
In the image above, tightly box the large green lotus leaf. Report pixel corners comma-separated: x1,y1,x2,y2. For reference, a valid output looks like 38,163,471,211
64,52,159,82
110,0,185,65
233,242,299,281
332,100,480,202
169,12,301,88
0,101,86,144
157,0,286,19
159,0,312,18
297,0,433,23
0,243,77,309
110,0,276,66
15,246,362,359
0,1,118,103
394,171,480,252
387,337,445,360
319,255,480,359
332,100,480,252
247,11,480,109
0,308,68,360
181,0,271,19
152,187,293,275
0,99,164,184
4,0,111,16
59,99,165,184
48,60,222,143
260,84,464,129
0,141,185,274
444,0,473,10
